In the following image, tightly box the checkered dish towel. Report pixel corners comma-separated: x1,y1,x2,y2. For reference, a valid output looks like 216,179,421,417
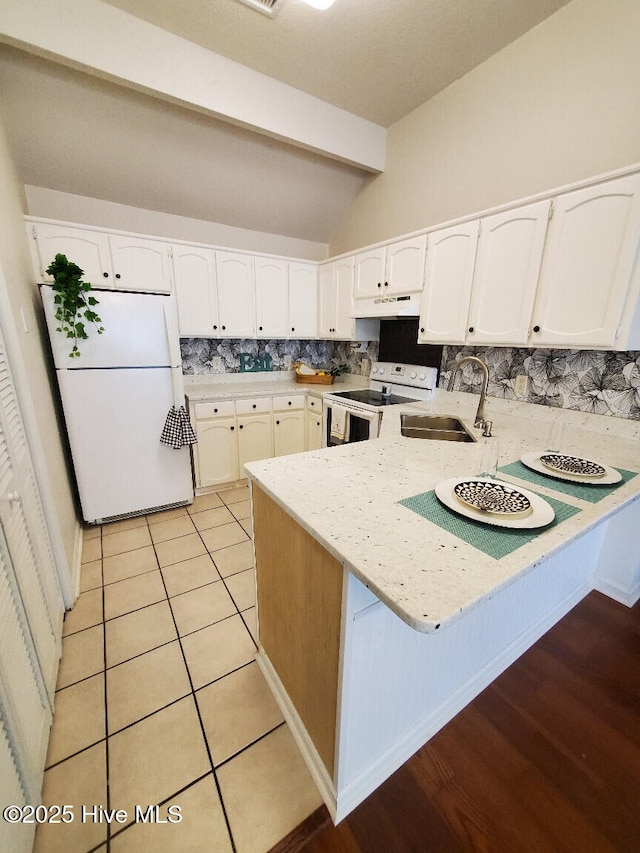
160,405,198,449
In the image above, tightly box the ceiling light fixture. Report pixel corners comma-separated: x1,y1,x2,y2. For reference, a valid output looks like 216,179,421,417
301,0,337,9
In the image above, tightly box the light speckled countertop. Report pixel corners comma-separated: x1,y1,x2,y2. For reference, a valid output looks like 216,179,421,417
184,371,369,402
245,390,640,634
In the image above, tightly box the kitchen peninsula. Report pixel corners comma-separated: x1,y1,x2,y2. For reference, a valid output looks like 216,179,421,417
245,391,640,822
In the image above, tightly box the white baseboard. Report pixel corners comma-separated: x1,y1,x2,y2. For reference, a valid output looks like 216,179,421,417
593,577,640,607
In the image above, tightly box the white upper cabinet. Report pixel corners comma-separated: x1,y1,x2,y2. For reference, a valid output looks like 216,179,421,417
254,257,289,339
107,235,173,293
172,245,219,337
289,262,318,339
29,222,172,293
319,257,356,339
354,235,426,299
419,221,479,344
467,200,551,345
29,222,112,288
530,173,640,348
216,251,256,338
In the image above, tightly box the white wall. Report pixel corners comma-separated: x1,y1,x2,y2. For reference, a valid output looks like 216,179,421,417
0,115,78,574
25,186,330,261
331,0,640,254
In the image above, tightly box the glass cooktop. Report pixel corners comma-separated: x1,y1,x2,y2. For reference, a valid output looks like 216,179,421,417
330,389,419,407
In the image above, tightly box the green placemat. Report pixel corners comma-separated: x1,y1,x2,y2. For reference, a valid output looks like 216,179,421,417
398,490,581,560
498,461,637,503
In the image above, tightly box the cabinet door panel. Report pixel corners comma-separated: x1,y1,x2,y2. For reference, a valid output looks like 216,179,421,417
289,263,318,338
386,235,426,295
531,174,640,347
108,236,172,293
305,411,323,451
318,262,336,337
238,415,273,469
173,245,218,336
334,257,355,339
31,223,111,287
419,222,479,343
273,411,305,457
216,252,255,338
354,249,385,299
255,258,289,339
194,417,238,487
468,201,550,345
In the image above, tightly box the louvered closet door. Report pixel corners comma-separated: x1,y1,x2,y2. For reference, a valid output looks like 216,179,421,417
0,332,62,699
0,323,62,839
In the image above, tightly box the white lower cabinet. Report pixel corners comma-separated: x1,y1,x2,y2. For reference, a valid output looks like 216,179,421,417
274,411,305,457
192,392,316,489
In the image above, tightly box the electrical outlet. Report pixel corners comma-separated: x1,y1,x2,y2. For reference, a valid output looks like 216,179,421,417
283,354,292,370
211,356,223,373
361,357,370,375
514,374,528,396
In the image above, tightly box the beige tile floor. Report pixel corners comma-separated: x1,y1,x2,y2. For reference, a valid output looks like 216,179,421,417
34,485,322,853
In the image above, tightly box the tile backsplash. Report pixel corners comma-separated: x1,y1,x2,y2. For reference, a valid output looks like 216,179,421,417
180,338,377,376
180,338,640,421
441,346,640,421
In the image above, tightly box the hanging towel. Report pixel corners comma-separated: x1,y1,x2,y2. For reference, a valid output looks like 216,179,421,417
330,404,350,444
160,405,198,450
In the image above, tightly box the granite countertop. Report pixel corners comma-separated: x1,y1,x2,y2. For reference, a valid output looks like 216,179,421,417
245,389,640,634
184,371,369,403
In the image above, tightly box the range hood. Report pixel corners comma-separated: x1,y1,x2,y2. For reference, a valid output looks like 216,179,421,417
351,292,421,319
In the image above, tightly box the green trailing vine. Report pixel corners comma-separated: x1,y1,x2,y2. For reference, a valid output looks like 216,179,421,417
46,254,104,357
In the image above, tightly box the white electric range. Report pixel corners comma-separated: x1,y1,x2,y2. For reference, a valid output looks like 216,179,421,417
322,362,439,447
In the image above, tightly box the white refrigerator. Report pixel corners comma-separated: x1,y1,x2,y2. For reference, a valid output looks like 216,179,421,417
41,286,194,523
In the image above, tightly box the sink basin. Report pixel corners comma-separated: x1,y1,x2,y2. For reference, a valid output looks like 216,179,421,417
400,413,476,442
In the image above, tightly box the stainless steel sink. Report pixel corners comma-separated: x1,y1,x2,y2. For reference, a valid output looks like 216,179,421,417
400,413,476,442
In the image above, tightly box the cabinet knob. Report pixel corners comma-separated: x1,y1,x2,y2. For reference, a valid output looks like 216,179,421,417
291,327,295,332
221,325,226,330
288,401,292,406
533,325,540,333
420,327,425,333
213,325,218,330
239,424,243,429
384,281,389,287
103,272,109,278
115,273,121,279
259,326,263,331
377,282,382,288
468,326,474,333
276,419,280,425
252,404,257,409
230,425,234,431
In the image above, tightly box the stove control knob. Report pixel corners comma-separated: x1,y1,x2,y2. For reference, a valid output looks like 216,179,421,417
419,373,426,381
410,371,417,379
371,366,378,374
378,367,385,375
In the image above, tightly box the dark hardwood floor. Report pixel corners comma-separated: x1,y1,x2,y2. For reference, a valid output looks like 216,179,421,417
279,591,640,853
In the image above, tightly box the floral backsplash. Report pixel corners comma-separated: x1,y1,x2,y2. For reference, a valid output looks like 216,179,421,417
180,338,377,376
441,346,640,421
180,337,640,421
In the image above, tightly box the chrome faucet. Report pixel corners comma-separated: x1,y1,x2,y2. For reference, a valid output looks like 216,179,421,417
447,356,489,428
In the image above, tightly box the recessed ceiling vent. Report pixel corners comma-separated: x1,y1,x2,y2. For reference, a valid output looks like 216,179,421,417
235,0,283,17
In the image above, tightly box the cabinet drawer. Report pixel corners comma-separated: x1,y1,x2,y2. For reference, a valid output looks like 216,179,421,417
236,397,272,415
194,400,235,419
306,395,323,412
273,394,305,411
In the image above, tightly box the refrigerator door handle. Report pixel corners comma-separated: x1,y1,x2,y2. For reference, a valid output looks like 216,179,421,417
163,303,184,408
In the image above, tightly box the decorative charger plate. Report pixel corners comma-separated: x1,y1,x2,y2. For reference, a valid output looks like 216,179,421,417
435,477,555,529
453,480,531,517
539,453,605,478
520,452,622,485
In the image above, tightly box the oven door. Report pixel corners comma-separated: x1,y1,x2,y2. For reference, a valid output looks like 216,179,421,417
322,400,381,448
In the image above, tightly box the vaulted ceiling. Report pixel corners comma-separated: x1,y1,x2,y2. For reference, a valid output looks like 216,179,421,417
0,0,572,245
